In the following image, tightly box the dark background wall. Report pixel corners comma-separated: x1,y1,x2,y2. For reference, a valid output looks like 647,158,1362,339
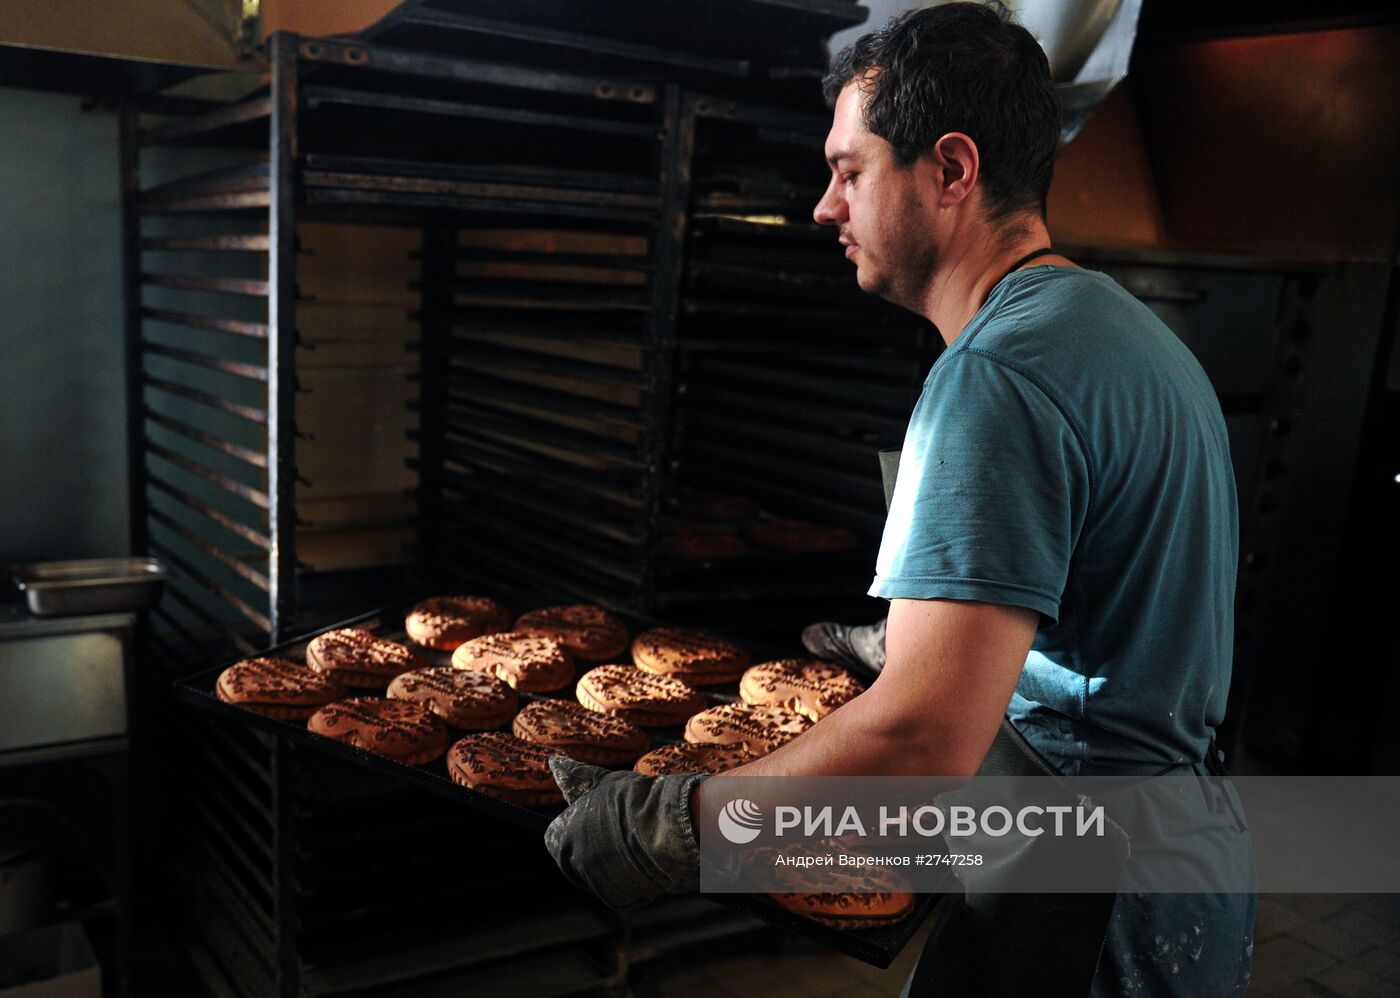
0,86,128,563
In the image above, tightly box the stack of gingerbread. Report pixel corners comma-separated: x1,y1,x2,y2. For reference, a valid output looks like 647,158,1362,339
214,592,899,931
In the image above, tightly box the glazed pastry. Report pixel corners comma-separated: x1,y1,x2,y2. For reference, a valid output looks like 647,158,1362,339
404,595,512,650
631,627,751,686
216,657,344,720
447,732,563,806
450,631,575,693
575,664,707,728
740,659,865,721
387,667,518,730
684,702,811,757
307,697,448,765
512,699,650,766
306,628,425,688
513,605,630,662
633,741,756,776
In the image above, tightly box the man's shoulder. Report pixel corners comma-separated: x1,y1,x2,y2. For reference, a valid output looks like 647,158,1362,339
962,266,1148,352
952,267,1184,392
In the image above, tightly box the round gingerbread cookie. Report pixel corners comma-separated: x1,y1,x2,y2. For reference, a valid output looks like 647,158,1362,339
666,488,760,524
450,631,575,692
684,702,811,756
631,627,752,686
764,851,915,929
512,605,630,662
404,595,512,650
744,518,860,554
511,699,649,766
633,741,755,776
387,666,518,730
656,527,748,561
575,664,708,728
740,659,866,721
216,657,344,719
307,697,448,765
306,628,425,688
446,732,563,806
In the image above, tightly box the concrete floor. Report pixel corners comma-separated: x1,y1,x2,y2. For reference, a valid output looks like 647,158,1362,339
628,895,1400,997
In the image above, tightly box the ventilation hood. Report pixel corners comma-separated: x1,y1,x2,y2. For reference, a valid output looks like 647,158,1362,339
0,0,260,69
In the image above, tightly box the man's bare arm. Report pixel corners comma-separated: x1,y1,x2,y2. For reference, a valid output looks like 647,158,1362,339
712,598,1040,779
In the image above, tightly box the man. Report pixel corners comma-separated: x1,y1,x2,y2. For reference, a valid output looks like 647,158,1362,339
546,4,1254,994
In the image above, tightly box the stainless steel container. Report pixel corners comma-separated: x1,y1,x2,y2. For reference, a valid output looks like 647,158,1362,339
0,607,132,754
12,558,166,617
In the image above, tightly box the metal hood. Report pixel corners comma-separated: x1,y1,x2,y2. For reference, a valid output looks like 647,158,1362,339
0,0,258,74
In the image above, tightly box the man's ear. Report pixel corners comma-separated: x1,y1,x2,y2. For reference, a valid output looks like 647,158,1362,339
930,132,980,207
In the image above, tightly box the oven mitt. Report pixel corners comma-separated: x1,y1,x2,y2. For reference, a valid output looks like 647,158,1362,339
544,756,707,909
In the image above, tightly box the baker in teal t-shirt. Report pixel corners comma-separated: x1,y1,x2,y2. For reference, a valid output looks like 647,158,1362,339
542,6,1255,995
872,264,1240,778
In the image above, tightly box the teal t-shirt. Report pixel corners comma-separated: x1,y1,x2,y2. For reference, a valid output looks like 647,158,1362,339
870,267,1239,775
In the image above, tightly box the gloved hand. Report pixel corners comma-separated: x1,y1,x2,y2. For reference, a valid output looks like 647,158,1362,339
543,756,707,909
801,616,888,674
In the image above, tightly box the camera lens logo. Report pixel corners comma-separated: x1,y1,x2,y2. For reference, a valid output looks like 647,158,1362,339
717,798,764,844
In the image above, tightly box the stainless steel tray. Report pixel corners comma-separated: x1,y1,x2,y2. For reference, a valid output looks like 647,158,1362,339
11,558,167,617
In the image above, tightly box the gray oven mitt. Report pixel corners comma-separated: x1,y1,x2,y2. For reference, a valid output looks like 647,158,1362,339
544,756,707,909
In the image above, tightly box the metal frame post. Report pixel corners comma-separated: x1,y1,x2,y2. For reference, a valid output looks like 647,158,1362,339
638,84,696,614
417,225,456,577
268,32,300,644
271,737,300,997
120,99,147,559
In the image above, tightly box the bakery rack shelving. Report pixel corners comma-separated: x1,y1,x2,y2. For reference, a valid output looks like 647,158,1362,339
659,95,941,632
126,0,897,680
123,2,930,994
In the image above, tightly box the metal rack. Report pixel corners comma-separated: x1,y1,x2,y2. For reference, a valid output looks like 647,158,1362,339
121,3,906,994
661,100,940,630
124,0,891,675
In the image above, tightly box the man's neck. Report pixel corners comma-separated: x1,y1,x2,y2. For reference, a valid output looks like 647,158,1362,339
918,214,1066,348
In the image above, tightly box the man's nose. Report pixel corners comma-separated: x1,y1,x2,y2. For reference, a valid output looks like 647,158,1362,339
813,180,845,226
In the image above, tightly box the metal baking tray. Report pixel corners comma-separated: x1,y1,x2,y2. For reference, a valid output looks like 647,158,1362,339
172,596,942,967
11,558,167,617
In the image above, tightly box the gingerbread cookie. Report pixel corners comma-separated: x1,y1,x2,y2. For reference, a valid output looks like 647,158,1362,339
404,595,512,650
216,657,344,720
306,628,424,688
446,732,563,806
307,697,448,765
387,667,518,730
631,627,752,686
667,488,760,524
450,631,575,692
764,850,915,929
744,517,859,553
511,699,650,766
657,526,748,560
684,702,811,756
575,664,707,728
512,605,629,662
740,659,866,721
633,741,755,776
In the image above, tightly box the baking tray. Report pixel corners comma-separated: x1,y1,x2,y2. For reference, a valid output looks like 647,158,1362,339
172,595,943,967
11,558,166,617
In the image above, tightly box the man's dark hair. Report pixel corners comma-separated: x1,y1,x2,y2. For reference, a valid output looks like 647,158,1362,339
822,2,1061,222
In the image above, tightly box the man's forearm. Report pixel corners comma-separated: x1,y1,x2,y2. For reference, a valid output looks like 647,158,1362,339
710,685,965,780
